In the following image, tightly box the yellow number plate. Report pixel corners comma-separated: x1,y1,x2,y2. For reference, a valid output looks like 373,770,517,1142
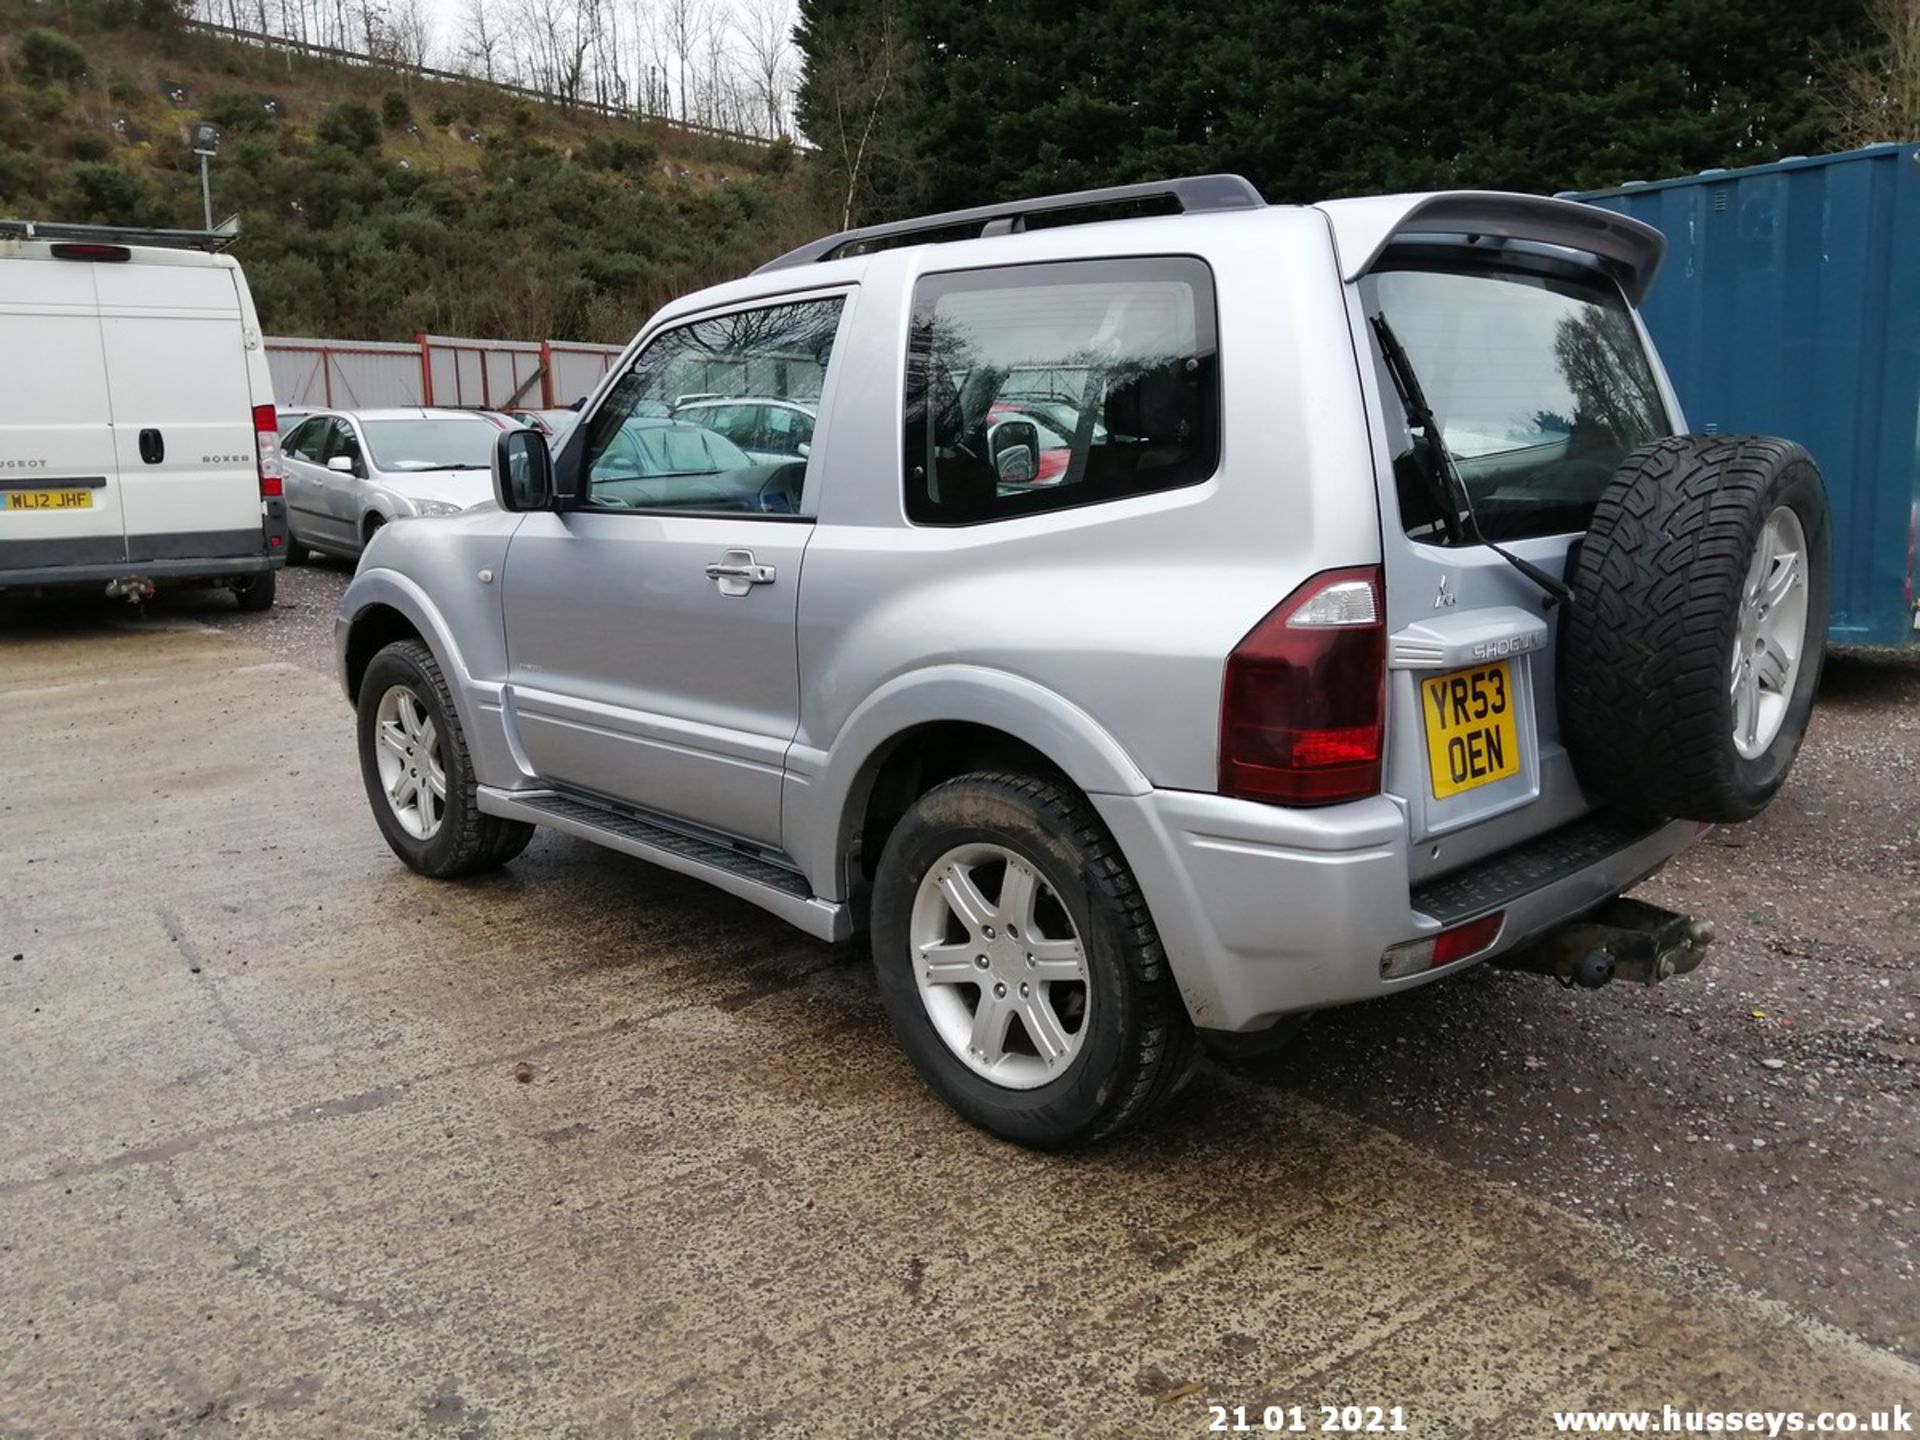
1421,660,1521,799
4,489,93,510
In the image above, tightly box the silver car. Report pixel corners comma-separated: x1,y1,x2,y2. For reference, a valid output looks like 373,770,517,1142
670,396,818,465
337,175,1830,1149
282,408,503,562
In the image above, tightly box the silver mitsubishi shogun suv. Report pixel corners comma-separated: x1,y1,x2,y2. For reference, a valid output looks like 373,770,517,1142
338,176,1831,1148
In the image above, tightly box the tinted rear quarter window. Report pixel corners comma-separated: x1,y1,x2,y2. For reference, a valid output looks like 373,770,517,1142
903,257,1219,525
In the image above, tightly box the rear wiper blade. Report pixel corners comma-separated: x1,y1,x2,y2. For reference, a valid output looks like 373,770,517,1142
1368,313,1574,611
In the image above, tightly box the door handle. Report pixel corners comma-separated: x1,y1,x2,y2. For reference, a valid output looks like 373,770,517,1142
138,428,164,465
705,549,776,596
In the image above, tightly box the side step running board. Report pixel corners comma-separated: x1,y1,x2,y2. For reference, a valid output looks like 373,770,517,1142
477,787,853,943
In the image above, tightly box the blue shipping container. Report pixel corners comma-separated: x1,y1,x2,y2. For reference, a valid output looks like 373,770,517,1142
1577,144,1920,646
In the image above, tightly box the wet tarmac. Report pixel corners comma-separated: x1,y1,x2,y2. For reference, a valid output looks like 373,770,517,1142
1,613,1913,1435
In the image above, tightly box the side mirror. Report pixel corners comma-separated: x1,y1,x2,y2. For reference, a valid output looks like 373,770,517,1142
326,455,356,475
494,427,553,512
989,419,1040,486
796,441,811,460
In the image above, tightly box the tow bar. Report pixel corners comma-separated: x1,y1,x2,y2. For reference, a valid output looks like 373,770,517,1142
1496,897,1715,989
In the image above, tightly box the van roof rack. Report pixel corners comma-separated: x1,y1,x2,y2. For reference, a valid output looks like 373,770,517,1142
0,217,241,253
754,173,1265,273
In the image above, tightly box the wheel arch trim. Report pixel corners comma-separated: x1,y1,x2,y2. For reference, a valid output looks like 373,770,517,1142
786,665,1154,902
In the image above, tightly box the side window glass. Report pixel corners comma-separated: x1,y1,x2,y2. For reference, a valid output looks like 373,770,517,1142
763,405,814,458
696,404,760,451
327,419,363,469
581,298,843,516
286,419,324,461
903,258,1219,525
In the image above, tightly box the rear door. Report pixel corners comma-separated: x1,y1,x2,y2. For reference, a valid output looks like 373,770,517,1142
281,415,333,544
94,257,263,565
1356,251,1675,876
0,253,126,572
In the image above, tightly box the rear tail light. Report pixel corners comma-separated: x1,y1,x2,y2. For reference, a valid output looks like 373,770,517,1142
1380,911,1505,979
253,403,283,497
1220,565,1386,806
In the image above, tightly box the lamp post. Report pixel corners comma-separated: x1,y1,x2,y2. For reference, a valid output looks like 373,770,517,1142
188,121,222,230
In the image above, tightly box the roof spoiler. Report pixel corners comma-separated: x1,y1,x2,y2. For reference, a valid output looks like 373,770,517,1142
1316,191,1667,302
0,216,242,253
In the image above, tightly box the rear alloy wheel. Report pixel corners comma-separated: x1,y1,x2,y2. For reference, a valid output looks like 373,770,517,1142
1562,435,1831,823
909,840,1093,1088
870,771,1194,1148
356,639,534,877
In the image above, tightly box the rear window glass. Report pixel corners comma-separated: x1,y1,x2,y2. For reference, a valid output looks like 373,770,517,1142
361,418,497,472
903,257,1219,525
1363,259,1671,544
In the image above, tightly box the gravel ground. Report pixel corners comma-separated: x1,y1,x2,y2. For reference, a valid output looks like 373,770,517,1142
13,568,1916,1362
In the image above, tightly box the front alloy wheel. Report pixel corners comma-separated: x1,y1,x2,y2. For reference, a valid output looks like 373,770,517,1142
372,683,447,840
354,638,533,877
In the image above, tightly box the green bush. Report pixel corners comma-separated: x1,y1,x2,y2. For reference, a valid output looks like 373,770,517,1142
66,130,111,162
430,104,457,128
59,161,147,222
26,89,69,124
19,29,90,85
583,134,656,173
203,90,277,133
381,91,412,129
316,101,381,154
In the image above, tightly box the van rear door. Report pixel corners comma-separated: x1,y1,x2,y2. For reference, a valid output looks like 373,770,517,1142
94,257,263,565
0,252,127,573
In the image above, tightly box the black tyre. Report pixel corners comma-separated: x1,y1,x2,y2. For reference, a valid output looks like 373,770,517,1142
285,533,310,565
869,770,1195,1149
233,570,276,612
1562,435,1830,823
356,638,534,877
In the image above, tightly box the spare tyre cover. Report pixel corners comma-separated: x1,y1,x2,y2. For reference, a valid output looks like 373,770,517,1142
1561,435,1831,824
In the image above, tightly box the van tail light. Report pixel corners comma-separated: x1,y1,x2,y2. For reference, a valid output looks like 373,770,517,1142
51,242,130,262
1220,565,1386,806
253,403,283,497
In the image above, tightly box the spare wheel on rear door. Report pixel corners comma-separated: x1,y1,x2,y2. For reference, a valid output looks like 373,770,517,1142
1560,434,1831,824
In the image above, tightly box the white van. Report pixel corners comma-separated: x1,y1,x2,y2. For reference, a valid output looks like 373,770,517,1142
0,220,287,608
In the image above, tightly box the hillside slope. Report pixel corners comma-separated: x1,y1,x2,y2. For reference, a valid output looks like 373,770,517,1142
0,1,828,342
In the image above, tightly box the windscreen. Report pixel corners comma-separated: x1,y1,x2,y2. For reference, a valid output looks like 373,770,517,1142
1364,259,1671,544
362,418,498,471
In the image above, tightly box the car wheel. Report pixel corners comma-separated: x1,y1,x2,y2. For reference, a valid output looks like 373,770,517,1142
869,770,1195,1149
362,514,386,550
285,533,310,565
1562,435,1831,822
232,570,276,612
356,638,534,878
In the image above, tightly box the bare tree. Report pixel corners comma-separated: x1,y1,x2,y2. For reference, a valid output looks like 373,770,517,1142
735,0,793,137
458,0,504,81
809,0,917,227
1822,0,1920,145
660,0,710,121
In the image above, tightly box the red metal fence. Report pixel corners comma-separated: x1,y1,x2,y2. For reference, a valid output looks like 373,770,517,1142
266,333,624,411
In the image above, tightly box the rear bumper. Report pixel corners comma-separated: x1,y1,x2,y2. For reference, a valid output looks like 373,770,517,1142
1092,789,1697,1033
0,553,281,589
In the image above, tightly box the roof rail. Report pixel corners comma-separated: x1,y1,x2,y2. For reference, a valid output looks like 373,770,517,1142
754,173,1265,273
0,217,242,253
